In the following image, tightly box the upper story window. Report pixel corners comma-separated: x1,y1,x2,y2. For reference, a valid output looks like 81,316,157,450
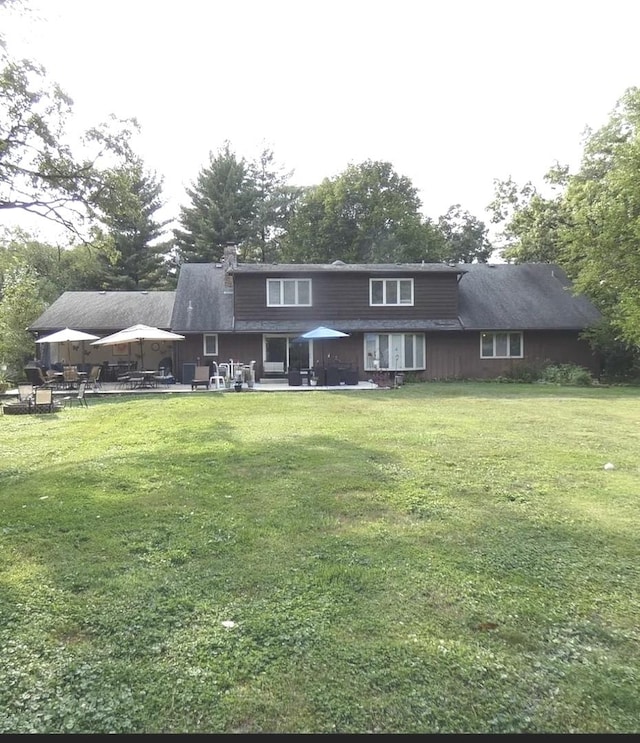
370,278,414,306
267,278,312,306
480,331,523,358
203,334,218,356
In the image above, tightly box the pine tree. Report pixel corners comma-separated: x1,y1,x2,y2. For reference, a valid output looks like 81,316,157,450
95,161,172,289
174,142,256,263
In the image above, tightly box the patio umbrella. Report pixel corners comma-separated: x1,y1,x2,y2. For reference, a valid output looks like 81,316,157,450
296,326,350,341
91,324,185,371
294,326,350,380
35,327,100,365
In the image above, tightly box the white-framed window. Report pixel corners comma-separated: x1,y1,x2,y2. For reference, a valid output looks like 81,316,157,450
480,331,523,358
267,278,312,306
364,333,425,370
203,334,218,356
370,278,414,306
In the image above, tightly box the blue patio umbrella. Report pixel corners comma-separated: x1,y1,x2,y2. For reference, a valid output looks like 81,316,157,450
294,326,350,382
296,326,349,341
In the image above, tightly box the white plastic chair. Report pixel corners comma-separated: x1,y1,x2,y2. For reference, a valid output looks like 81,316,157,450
209,360,226,390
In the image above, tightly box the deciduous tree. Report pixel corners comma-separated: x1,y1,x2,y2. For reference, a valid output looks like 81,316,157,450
487,169,568,264
438,204,493,263
560,87,640,346
281,160,445,263
0,263,44,375
488,86,640,357
0,51,140,239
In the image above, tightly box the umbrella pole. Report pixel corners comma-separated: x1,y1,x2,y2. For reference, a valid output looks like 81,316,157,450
322,341,327,385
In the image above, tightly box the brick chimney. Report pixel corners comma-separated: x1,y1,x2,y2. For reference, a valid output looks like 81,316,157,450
223,243,237,293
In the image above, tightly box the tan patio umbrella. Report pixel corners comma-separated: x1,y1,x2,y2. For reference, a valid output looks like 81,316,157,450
91,324,185,371
35,327,100,365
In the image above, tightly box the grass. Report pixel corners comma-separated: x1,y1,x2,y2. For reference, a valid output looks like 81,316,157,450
1,382,639,733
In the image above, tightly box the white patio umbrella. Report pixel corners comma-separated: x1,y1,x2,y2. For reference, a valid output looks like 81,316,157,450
91,324,185,371
35,327,100,365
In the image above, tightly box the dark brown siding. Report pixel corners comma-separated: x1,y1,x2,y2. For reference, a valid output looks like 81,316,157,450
425,330,600,380
174,334,264,382
234,272,459,321
175,329,600,383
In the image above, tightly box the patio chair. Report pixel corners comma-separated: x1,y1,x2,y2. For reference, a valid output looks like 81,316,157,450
191,366,211,390
207,360,226,390
116,372,131,389
18,384,34,402
23,366,52,388
154,365,175,387
127,371,145,389
87,365,102,390
62,366,80,389
158,357,173,376
62,381,89,408
33,386,60,413
44,368,61,388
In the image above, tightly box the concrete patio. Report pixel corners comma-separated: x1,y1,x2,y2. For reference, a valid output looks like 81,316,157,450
2,377,387,406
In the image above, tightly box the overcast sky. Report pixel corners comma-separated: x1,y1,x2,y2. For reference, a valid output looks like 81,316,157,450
4,0,640,242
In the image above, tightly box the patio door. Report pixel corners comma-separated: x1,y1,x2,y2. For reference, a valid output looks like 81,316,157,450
288,340,310,370
264,336,287,367
264,335,311,370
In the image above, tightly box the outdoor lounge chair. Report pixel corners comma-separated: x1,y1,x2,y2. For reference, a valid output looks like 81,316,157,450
2,399,32,415
2,384,34,415
191,366,211,390
23,366,52,388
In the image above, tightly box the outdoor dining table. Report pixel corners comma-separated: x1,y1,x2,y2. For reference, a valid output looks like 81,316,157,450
130,370,159,389
53,369,86,389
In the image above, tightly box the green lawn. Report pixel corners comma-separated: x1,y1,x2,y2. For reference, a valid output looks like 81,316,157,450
1,383,639,733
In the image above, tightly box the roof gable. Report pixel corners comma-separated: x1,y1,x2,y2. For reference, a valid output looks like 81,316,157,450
170,263,234,332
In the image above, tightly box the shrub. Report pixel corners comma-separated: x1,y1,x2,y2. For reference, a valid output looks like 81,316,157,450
539,363,593,386
499,365,542,383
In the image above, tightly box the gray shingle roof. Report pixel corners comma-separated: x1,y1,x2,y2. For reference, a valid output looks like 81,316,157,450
457,263,602,330
29,262,602,337
230,262,463,275
233,319,463,333
170,263,234,332
29,291,176,333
